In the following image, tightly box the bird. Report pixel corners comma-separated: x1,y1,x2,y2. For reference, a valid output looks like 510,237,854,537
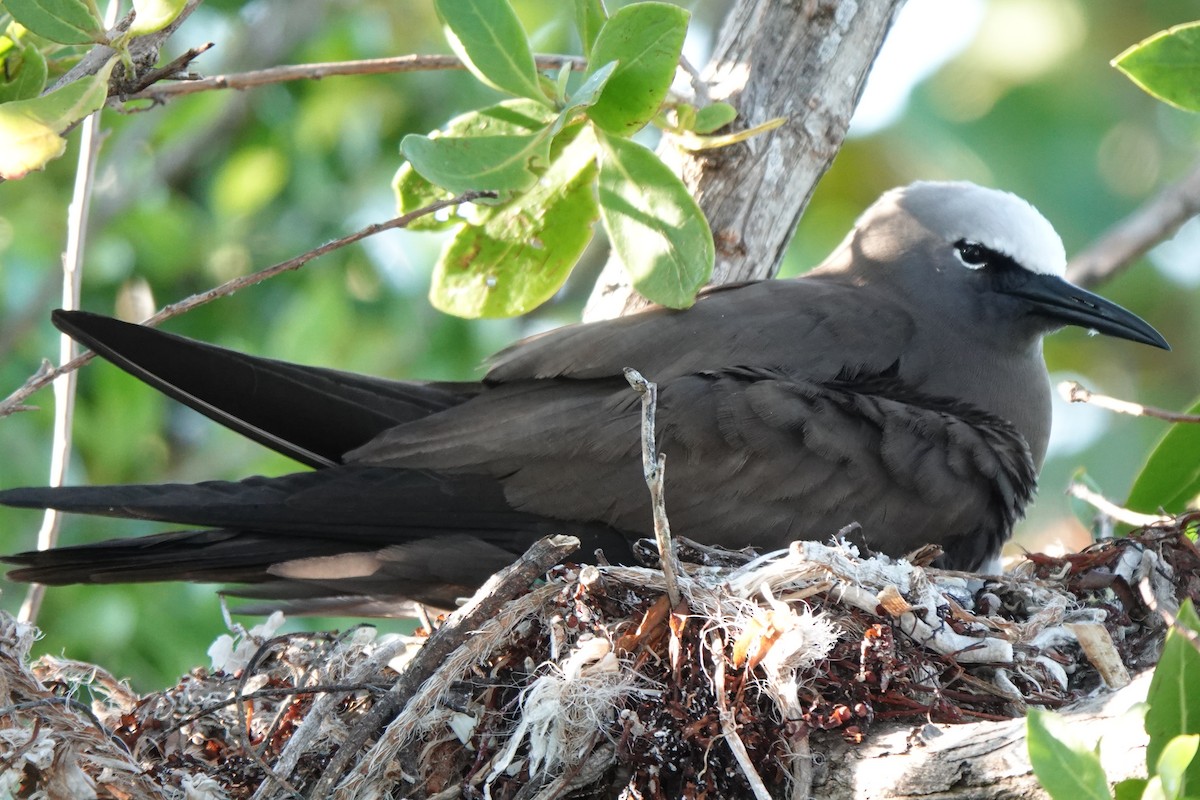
1,181,1169,616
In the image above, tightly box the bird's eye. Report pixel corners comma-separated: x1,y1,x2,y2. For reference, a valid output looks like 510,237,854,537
954,239,991,270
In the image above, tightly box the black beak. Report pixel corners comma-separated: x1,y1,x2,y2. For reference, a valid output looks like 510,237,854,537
1003,272,1169,350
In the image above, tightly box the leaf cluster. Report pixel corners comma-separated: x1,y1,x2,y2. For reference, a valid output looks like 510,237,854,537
397,0,727,317
0,0,187,178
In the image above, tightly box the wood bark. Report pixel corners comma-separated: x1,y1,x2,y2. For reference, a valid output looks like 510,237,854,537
811,671,1152,800
584,0,906,321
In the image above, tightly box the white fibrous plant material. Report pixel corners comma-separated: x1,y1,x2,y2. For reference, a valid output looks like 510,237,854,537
207,611,286,673
488,635,635,782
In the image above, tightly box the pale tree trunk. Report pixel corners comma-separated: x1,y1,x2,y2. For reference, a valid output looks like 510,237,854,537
814,671,1151,799
584,0,907,321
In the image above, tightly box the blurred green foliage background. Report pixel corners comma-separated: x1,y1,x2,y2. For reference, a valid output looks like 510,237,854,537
1,0,1197,688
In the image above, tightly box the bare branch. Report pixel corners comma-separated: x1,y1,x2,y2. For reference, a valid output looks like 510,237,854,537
1059,380,1200,424
1066,482,1171,528
624,368,683,609
118,42,215,98
712,632,773,800
124,54,586,103
0,191,495,419
1067,159,1200,289
19,0,117,623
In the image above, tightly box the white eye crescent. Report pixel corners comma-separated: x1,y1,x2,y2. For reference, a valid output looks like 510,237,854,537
954,240,991,270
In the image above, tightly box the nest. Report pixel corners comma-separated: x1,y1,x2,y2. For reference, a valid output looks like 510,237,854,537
1,520,1197,800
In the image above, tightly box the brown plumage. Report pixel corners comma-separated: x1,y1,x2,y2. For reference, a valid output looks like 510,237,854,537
1,182,1168,614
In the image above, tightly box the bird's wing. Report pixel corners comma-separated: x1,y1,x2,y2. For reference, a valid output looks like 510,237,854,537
485,278,914,383
1,467,632,608
348,367,1036,571
52,310,479,467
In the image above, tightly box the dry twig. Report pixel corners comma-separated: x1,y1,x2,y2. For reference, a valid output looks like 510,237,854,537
19,0,120,625
1067,482,1171,528
0,190,495,419
625,368,684,608
1067,159,1200,289
125,54,586,103
1060,380,1200,424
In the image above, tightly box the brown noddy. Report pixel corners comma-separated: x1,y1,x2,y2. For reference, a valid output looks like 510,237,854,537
0,181,1169,614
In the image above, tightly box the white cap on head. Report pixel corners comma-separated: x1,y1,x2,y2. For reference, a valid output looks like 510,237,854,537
881,181,1067,277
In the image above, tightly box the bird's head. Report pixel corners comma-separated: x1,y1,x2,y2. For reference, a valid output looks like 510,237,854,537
826,180,1169,352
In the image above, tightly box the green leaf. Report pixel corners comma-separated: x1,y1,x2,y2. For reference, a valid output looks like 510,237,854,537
0,40,47,103
597,133,712,308
0,57,113,179
1146,601,1200,795
693,101,737,134
1126,395,1200,516
392,163,456,231
430,126,599,318
1114,22,1200,112
574,0,607,57
585,2,688,135
395,99,554,220
667,102,697,131
1026,708,1113,800
554,61,571,104
1142,777,1169,800
400,99,557,197
3,0,106,45
402,131,550,196
1157,736,1200,799
130,0,187,35
553,59,616,133
1114,778,1149,800
434,0,547,104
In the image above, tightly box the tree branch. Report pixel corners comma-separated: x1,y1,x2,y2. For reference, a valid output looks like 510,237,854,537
50,0,203,93
584,0,905,320
0,191,495,419
18,0,119,625
1059,380,1200,424
1066,159,1200,289
124,54,586,104
624,368,683,608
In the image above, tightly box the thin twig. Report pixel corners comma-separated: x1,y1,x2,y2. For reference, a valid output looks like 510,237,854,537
678,55,711,106
119,42,215,97
1066,482,1171,528
623,368,683,608
313,534,581,799
253,638,409,800
18,0,119,626
711,632,773,800
1059,380,1200,424
789,732,813,800
0,190,495,419
125,53,586,103
1067,158,1200,289
235,634,306,799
